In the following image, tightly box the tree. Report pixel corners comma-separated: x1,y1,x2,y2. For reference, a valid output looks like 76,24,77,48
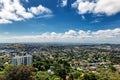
4,65,36,80
81,73,99,80
109,65,116,72
53,60,71,80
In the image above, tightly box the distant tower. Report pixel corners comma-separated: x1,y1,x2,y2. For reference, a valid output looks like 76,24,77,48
12,55,32,66
12,56,22,66
22,55,32,66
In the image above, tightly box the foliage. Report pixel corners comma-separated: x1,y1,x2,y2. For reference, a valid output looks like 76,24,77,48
81,72,99,80
35,71,61,80
1,65,36,80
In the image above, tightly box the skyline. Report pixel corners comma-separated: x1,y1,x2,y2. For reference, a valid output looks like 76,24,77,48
0,0,120,43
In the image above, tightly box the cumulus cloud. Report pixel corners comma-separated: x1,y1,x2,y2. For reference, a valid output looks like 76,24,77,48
0,19,12,24
72,0,95,14
28,5,52,15
72,0,120,16
0,28,120,43
0,0,52,24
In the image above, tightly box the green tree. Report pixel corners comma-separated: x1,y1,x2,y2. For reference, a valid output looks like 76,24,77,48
4,65,36,80
81,73,99,80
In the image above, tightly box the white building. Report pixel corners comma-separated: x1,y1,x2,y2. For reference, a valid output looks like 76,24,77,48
12,55,32,66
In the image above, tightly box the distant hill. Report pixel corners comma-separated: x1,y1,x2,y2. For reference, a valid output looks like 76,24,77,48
5,44,26,48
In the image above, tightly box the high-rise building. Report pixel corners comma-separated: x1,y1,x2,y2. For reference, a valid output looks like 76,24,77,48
12,55,32,66
22,55,32,66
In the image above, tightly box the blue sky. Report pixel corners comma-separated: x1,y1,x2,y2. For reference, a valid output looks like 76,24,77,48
0,0,120,43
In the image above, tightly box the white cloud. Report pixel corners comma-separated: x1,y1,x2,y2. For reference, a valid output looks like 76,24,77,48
58,0,67,7
72,0,95,14
61,0,67,7
28,5,52,15
72,0,120,16
0,0,53,24
0,28,120,44
0,19,12,24
81,15,85,20
65,30,77,36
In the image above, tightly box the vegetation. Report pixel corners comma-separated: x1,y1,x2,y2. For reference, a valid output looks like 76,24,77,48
0,44,120,80
0,65,35,80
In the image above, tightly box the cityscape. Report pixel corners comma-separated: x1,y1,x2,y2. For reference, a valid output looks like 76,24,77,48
0,0,120,80
0,43,120,80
